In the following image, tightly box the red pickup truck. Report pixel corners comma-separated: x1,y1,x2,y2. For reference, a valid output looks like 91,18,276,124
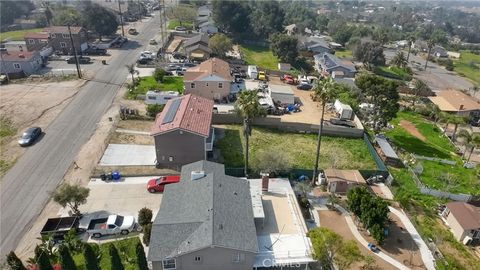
147,176,180,193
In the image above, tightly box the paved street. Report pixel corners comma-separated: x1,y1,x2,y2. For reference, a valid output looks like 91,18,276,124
0,17,162,257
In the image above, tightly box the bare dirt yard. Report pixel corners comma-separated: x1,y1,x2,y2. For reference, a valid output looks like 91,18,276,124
0,80,86,177
399,120,426,141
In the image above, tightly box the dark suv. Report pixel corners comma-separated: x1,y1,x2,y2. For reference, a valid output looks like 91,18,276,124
18,127,42,146
83,47,107,55
66,56,91,64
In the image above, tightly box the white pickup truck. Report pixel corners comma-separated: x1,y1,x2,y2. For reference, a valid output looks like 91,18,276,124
86,215,136,238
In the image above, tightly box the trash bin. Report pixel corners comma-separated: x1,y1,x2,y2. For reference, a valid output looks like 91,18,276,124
112,170,121,181
100,173,107,181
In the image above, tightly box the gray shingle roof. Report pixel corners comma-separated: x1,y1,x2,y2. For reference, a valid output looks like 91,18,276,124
183,33,209,48
148,161,258,261
317,53,356,73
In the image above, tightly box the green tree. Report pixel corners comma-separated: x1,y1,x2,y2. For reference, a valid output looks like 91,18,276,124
108,244,124,270
372,27,389,45
410,79,431,107
35,245,52,270
83,244,100,270
125,64,139,84
142,223,152,246
146,104,165,117
208,34,233,58
52,6,83,26
390,51,407,68
424,39,435,71
167,4,196,26
355,74,399,132
327,193,340,207
51,183,90,216
63,229,84,253
269,33,298,64
336,240,364,270
353,41,386,70
6,251,26,270
138,207,153,227
235,91,266,177
332,25,355,46
406,35,415,62
250,1,285,38
456,131,480,162
312,77,338,183
135,241,148,270
153,68,166,82
316,14,329,33
0,1,35,25
251,146,291,175
58,245,77,270
449,115,466,141
82,2,119,40
212,0,251,34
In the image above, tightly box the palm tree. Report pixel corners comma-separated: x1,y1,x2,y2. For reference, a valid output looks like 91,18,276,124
427,103,442,123
391,51,408,68
406,35,415,62
450,115,466,141
411,79,430,107
312,77,338,184
327,193,340,207
235,90,265,178
125,64,139,84
424,39,435,71
457,130,480,162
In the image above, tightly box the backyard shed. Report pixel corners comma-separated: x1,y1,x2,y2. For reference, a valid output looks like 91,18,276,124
268,84,295,105
374,135,402,167
325,169,367,194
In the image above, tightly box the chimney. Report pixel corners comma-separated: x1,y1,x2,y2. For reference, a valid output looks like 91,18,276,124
459,104,464,110
261,172,269,192
18,54,25,58
18,45,23,52
191,170,205,181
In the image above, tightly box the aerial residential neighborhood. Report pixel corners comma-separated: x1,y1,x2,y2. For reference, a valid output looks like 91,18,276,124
0,0,479,270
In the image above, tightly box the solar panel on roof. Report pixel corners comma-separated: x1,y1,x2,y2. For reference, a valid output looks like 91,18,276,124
162,98,181,124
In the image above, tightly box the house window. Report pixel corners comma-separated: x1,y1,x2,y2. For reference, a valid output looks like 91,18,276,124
232,253,245,263
190,83,195,89
62,34,69,38
28,39,34,44
205,82,209,87
60,42,67,48
50,33,56,38
218,82,223,88
147,96,156,100
194,256,201,263
162,259,176,269
168,156,174,162
13,63,21,69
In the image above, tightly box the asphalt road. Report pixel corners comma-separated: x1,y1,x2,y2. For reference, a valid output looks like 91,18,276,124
0,17,161,257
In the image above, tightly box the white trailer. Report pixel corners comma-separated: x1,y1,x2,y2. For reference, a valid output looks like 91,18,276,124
334,99,353,120
145,91,180,105
247,65,258,79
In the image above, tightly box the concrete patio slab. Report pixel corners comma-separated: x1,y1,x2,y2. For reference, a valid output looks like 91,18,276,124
99,144,156,166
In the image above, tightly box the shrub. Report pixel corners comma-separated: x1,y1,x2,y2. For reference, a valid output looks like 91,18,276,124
142,223,152,246
137,207,153,227
6,251,26,270
136,241,148,270
153,68,166,82
146,104,165,117
108,244,124,270
83,244,100,270
58,245,77,270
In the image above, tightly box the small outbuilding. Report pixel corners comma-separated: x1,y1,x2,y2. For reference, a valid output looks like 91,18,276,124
325,169,367,194
374,134,402,167
268,84,295,105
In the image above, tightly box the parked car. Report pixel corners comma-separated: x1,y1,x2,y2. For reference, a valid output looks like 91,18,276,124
175,26,187,31
149,39,157,45
111,37,128,48
137,58,152,65
86,214,136,238
368,243,380,253
297,84,313,90
258,71,267,81
128,28,138,35
281,74,295,84
18,127,42,146
83,46,107,56
66,56,91,64
147,175,180,193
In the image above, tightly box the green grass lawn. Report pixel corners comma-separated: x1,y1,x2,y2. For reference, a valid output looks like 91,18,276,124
453,51,480,85
333,49,352,59
167,20,193,30
72,237,140,270
239,44,279,70
216,125,376,170
0,28,44,41
385,111,480,194
374,66,412,81
126,76,183,99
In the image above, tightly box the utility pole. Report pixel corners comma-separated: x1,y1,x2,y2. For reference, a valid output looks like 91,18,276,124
118,0,125,37
67,25,82,79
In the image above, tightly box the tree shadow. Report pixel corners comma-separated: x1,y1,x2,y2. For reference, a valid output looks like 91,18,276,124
390,133,451,159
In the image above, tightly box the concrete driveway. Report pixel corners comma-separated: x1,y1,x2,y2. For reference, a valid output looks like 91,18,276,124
99,144,156,166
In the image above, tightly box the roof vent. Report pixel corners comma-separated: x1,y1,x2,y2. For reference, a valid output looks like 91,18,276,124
191,170,205,181
18,54,25,58
219,224,223,230
459,104,464,110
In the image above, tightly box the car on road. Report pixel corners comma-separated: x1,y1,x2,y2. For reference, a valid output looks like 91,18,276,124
137,58,153,65
149,39,157,45
258,71,267,81
66,56,91,64
175,26,187,31
128,28,138,35
111,37,128,48
297,84,313,90
86,214,137,238
147,175,180,193
368,243,380,253
83,46,107,56
18,127,42,146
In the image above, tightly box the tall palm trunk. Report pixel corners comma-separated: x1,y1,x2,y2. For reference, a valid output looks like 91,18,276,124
313,102,326,185
452,124,459,141
424,47,432,71
406,46,411,62
244,119,250,178
467,147,475,162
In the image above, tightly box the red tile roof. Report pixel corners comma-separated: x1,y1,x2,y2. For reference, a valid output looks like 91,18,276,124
151,94,213,137
0,51,38,62
24,32,49,39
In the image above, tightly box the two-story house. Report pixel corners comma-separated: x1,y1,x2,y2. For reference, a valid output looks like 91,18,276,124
183,58,232,101
0,49,43,78
44,26,88,54
24,32,50,52
150,94,214,170
442,202,480,245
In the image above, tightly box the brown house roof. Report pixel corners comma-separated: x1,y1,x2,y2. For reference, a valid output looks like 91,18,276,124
151,94,213,137
446,202,480,230
44,26,84,35
24,32,49,39
0,51,38,62
428,90,480,112
325,169,366,185
183,57,231,82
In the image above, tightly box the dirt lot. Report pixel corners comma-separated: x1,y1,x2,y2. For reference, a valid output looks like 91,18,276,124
0,80,86,177
399,120,426,141
318,209,395,269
